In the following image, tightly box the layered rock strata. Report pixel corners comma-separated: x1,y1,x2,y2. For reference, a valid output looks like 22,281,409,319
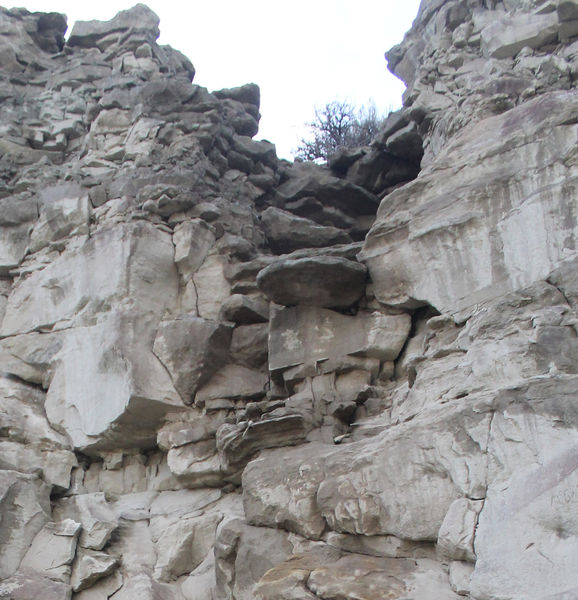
0,2,576,599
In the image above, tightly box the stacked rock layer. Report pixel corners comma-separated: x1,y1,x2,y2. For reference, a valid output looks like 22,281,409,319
0,1,576,599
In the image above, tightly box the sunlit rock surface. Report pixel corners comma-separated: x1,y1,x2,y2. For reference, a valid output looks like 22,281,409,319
0,1,576,599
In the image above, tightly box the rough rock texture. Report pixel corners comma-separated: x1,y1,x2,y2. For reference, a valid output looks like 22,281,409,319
0,2,576,599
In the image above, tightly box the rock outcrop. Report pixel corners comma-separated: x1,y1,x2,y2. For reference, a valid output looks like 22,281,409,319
0,2,576,599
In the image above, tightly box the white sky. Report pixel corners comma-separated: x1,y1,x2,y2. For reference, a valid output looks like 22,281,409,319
11,1,421,159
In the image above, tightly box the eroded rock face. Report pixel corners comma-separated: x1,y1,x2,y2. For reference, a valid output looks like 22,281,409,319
360,91,578,320
0,1,576,599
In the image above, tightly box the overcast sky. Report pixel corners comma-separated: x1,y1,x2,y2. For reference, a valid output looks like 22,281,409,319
11,1,421,158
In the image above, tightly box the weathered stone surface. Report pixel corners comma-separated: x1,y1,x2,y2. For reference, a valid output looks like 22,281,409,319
193,251,232,320
243,444,330,540
481,12,559,59
260,207,351,254
214,83,260,107
195,364,268,405
243,403,489,542
361,92,578,320
215,519,294,600
269,306,411,373
53,493,118,551
276,162,379,216
0,331,63,386
326,532,435,560
217,414,309,473
153,316,232,404
257,256,366,308
255,551,460,600
20,519,80,582
449,561,474,597
220,294,269,324
307,555,460,600
68,4,161,48
0,568,71,600
230,323,269,368
28,184,90,253
437,498,482,563
153,512,222,581
173,219,216,278
1,222,177,336
0,471,51,579
181,556,217,600
0,2,577,598
46,312,183,452
0,224,29,274
73,571,123,600
71,549,119,592
470,377,578,600
0,376,76,488
166,440,224,487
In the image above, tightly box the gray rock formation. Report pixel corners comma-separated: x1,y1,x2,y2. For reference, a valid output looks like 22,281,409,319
0,1,576,599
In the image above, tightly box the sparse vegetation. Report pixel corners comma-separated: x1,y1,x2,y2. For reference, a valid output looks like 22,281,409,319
295,100,386,162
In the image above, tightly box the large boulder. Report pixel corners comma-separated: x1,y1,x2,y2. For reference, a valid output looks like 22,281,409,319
257,255,367,308
45,312,183,452
268,306,411,374
1,222,177,336
68,4,161,48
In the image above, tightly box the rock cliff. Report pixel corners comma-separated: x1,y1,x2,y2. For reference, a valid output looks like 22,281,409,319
0,2,576,599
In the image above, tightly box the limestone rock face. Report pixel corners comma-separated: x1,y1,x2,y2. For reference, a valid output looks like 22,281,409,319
360,91,578,320
0,2,577,599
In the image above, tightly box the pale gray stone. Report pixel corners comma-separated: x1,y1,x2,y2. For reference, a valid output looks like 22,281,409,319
45,312,183,452
449,561,473,596
326,532,436,559
73,571,123,600
195,364,268,405
21,520,80,582
193,251,232,320
0,2,576,598
470,377,578,600
269,306,411,373
2,222,178,336
153,512,222,581
172,219,216,277
53,493,118,551
0,471,51,579
255,551,460,600
153,316,232,404
0,569,71,600
215,519,294,600
166,440,224,487
68,5,160,48
28,184,90,253
481,12,559,59
243,444,332,540
0,331,63,386
361,91,578,321
71,550,119,592
437,498,483,562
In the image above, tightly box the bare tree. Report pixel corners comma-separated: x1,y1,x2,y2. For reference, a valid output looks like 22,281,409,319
295,100,386,162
